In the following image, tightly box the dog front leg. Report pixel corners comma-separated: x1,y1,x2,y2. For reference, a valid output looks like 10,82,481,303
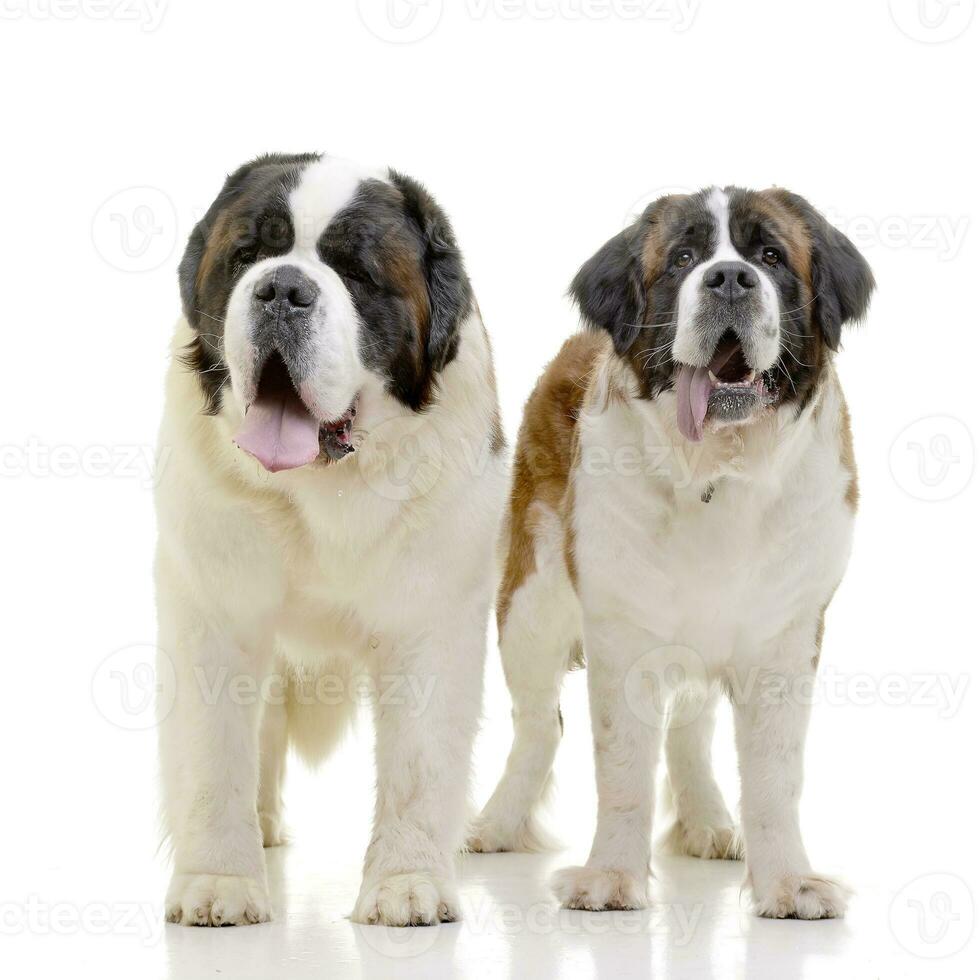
732,622,849,919
353,613,485,926
159,597,272,927
553,617,664,911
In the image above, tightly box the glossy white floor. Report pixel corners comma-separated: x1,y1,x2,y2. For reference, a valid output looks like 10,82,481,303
5,833,974,980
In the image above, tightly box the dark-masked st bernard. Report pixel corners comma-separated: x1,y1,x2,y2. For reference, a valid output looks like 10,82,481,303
155,154,506,927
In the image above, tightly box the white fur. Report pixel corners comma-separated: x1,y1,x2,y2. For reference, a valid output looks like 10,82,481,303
155,161,507,927
483,342,854,919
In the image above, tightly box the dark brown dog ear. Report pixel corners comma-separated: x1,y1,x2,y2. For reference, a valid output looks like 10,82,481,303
569,221,647,356
389,169,473,372
773,190,875,350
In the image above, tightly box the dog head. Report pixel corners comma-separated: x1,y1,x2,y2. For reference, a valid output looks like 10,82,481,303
571,186,874,441
178,154,472,471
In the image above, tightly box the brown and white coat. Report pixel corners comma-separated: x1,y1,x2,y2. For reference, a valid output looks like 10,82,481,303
471,186,873,920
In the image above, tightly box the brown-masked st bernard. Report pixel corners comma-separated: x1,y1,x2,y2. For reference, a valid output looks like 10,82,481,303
155,154,506,927
470,187,874,919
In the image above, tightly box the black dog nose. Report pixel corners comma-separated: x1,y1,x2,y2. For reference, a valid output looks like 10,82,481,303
703,261,759,301
253,266,317,310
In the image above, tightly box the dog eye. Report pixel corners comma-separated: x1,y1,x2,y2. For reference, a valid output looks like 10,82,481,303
762,247,781,266
674,249,694,269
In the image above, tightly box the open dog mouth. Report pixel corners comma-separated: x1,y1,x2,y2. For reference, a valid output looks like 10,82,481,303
676,331,769,443
234,350,357,472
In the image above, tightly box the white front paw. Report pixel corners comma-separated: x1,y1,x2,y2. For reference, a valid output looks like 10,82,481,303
552,865,649,911
353,872,459,926
753,873,850,919
165,873,271,927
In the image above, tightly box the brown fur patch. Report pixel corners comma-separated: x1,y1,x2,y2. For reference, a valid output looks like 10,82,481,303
385,233,431,374
194,209,235,301
839,397,859,511
496,332,607,630
639,195,686,283
753,189,814,291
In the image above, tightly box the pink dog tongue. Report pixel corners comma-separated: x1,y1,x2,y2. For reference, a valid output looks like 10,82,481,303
234,393,321,472
676,339,744,443
676,365,713,443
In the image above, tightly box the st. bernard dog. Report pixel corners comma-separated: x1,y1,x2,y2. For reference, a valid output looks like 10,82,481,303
155,154,506,927
469,187,874,919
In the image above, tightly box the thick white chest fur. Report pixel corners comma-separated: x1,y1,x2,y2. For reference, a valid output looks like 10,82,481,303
572,362,854,670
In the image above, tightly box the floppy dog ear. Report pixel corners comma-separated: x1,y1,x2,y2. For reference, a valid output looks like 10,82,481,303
390,170,473,372
178,216,211,324
570,222,647,356
774,190,875,351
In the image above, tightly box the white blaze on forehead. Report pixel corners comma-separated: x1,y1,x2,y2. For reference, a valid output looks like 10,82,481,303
288,156,388,255
705,186,739,261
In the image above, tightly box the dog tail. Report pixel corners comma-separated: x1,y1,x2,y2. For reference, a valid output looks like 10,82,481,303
284,659,357,768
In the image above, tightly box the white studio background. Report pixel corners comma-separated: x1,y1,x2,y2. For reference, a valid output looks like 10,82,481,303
0,2,978,978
